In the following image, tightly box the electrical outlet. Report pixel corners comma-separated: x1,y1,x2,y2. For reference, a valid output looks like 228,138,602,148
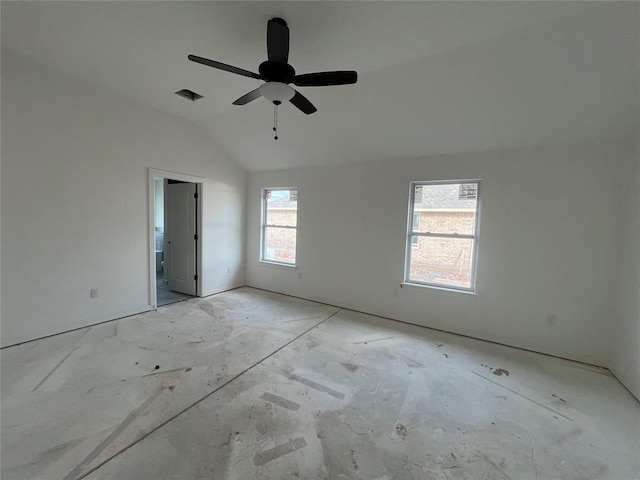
546,314,557,326
90,288,99,299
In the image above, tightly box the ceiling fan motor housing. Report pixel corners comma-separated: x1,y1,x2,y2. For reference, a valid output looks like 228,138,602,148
259,61,295,83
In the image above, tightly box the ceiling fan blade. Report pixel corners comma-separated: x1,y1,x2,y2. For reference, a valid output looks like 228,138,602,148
292,71,358,87
267,18,289,63
188,55,262,80
290,90,317,115
232,88,262,106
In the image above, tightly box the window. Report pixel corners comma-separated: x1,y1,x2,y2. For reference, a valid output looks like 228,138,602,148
261,188,298,266
405,180,480,291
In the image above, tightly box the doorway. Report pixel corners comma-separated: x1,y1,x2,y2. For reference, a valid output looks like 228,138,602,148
149,169,204,308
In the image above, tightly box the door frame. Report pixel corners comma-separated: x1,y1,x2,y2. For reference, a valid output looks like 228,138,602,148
148,168,205,308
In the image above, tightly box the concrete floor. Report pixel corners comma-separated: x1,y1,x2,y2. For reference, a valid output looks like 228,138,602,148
2,287,639,480
156,283,194,306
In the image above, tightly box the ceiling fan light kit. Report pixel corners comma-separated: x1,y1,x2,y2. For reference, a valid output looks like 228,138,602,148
259,82,295,103
188,17,357,139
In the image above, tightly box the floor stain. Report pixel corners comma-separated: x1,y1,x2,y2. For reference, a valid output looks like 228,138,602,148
61,386,166,480
253,437,307,466
341,363,359,373
284,315,324,323
353,336,394,345
395,423,408,438
481,453,512,479
260,392,300,411
481,364,510,376
198,302,217,318
350,448,359,470
471,371,573,421
142,367,185,377
279,370,346,399
548,427,583,446
32,348,77,391
32,438,83,469
306,336,320,351
394,352,423,368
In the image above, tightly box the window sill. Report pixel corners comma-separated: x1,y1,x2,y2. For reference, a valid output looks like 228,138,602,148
259,260,296,269
401,282,478,296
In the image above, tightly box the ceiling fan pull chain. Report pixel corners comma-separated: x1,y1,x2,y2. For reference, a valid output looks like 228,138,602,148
273,103,279,140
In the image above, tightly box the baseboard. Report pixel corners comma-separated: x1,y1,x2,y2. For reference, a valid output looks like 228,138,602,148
1,304,154,349
608,366,640,402
201,284,245,298
244,284,611,370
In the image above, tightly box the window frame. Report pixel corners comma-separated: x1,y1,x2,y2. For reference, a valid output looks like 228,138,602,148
260,187,298,267
411,213,421,247
404,179,481,293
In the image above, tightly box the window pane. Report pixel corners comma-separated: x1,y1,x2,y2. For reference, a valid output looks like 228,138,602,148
414,185,423,203
458,184,477,199
412,184,477,235
408,237,474,289
264,226,296,264
265,189,297,227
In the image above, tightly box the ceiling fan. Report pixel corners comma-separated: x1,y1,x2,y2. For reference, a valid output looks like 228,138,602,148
188,17,358,118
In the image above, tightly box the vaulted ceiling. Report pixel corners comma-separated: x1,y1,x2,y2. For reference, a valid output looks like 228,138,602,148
2,1,638,171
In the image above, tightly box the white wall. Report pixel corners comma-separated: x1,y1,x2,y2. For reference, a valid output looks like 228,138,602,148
246,141,634,367
610,19,640,400
1,54,246,347
611,143,640,400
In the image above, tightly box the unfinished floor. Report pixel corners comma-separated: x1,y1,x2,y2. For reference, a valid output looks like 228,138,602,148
2,287,639,480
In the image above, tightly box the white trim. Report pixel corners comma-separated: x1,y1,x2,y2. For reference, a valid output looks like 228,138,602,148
401,282,478,296
264,224,297,229
410,178,480,186
148,168,205,308
410,232,475,239
414,208,476,213
259,260,297,269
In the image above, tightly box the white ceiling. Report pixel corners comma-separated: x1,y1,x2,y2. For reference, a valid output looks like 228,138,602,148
2,1,638,171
